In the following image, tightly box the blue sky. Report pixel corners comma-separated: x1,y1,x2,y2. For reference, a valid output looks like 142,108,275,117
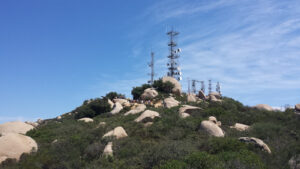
0,0,300,123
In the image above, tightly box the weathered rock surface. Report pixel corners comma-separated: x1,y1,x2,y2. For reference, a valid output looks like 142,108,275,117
0,133,38,163
239,137,271,154
56,116,62,120
124,104,146,116
110,102,123,115
289,155,300,169
295,104,300,112
25,121,39,128
108,99,114,109
103,142,113,156
103,126,128,139
113,99,130,107
154,100,163,108
179,105,201,118
230,123,250,131
0,121,34,135
164,97,180,108
254,104,273,111
187,93,197,102
141,88,158,100
78,118,94,123
198,91,206,100
135,110,160,123
209,92,221,99
162,76,182,94
201,117,224,137
209,95,222,102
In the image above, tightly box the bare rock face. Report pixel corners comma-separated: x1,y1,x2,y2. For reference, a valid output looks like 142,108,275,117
253,104,273,111
56,116,62,120
134,110,160,123
295,104,300,112
201,120,224,137
78,118,94,123
230,123,250,131
0,133,38,163
289,155,300,169
103,126,128,140
103,142,113,156
0,121,34,135
113,99,130,107
141,88,158,100
164,97,180,108
179,105,201,118
209,92,221,99
239,137,271,154
187,93,197,102
25,121,39,128
108,99,114,109
110,102,123,115
162,76,182,94
154,100,163,108
209,95,222,102
124,104,146,116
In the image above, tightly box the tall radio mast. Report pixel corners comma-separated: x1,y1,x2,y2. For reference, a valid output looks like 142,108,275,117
148,52,155,84
166,28,182,81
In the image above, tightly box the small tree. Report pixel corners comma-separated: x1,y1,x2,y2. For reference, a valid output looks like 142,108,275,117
131,84,151,100
153,79,174,94
105,92,125,100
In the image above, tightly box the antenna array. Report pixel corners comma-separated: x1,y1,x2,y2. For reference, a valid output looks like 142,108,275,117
148,52,155,84
166,29,182,81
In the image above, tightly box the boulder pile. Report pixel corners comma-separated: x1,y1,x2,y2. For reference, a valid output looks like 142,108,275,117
124,104,146,116
110,102,123,115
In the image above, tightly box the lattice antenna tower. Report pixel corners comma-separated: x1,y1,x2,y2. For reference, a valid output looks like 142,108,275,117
187,78,191,94
208,80,212,94
216,81,221,95
191,79,201,94
200,81,205,94
148,52,155,84
166,28,182,81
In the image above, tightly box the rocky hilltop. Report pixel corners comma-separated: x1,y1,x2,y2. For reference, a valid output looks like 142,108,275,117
0,77,299,169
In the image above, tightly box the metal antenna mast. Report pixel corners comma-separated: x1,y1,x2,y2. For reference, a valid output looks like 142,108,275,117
192,80,196,94
216,82,221,95
166,28,182,81
148,52,155,84
200,81,205,94
208,80,212,94
188,78,191,94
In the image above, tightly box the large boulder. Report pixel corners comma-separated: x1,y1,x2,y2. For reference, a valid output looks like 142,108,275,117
135,110,160,123
230,123,250,131
201,118,224,137
25,121,39,128
141,88,158,100
239,137,271,154
103,126,128,140
124,104,146,116
0,133,38,163
78,118,94,123
110,102,123,115
198,91,206,100
154,100,163,108
108,99,114,109
179,105,201,118
209,94,222,102
253,104,273,111
289,155,300,169
187,93,197,102
164,97,180,108
103,142,113,156
295,104,300,112
0,121,34,135
113,98,130,107
162,76,182,94
209,92,221,99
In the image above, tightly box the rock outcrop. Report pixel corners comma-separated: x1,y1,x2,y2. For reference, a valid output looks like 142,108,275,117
164,97,180,108
56,116,62,120
103,126,128,139
108,99,114,109
124,104,146,116
230,123,250,131
135,110,160,123
25,121,39,128
0,133,38,163
0,121,34,135
103,142,113,156
162,76,182,94
110,102,123,115
295,104,300,112
179,105,201,118
78,118,94,123
198,91,206,100
288,155,300,169
239,137,271,154
201,117,224,137
113,99,130,107
154,100,163,108
187,93,197,102
141,88,158,100
253,104,273,111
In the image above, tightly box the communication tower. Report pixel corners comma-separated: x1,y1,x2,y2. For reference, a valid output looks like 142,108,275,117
200,81,205,94
166,28,182,81
191,79,201,94
148,52,155,84
187,78,191,94
216,82,221,95
208,80,212,94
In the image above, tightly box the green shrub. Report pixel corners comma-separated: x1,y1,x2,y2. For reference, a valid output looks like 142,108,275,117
74,98,111,119
105,92,125,100
153,79,174,94
131,84,151,100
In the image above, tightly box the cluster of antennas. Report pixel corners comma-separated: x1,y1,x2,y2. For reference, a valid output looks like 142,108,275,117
188,79,221,95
